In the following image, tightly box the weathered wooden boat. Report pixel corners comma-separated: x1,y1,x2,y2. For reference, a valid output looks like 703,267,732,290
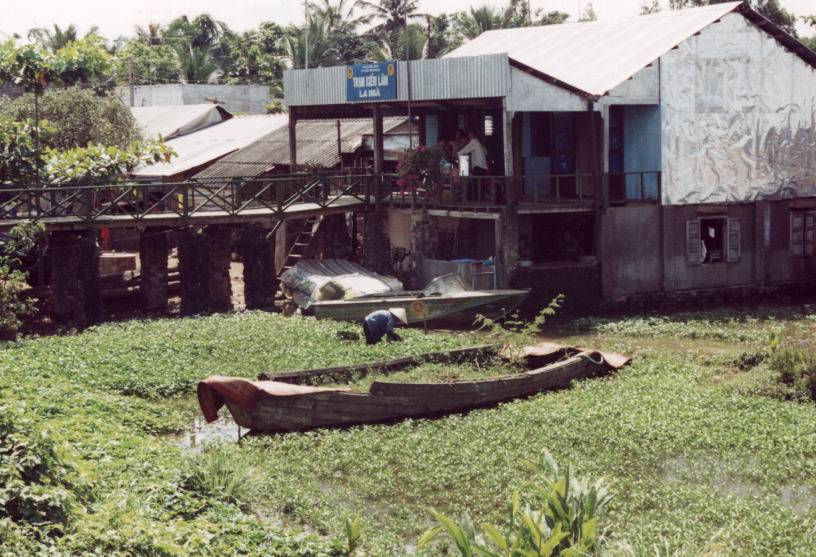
258,344,497,385
197,347,627,433
309,286,530,326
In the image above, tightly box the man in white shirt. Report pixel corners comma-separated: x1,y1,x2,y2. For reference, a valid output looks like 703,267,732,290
457,131,489,176
457,131,489,202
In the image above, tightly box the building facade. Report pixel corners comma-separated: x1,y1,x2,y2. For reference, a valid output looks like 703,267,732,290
282,2,816,310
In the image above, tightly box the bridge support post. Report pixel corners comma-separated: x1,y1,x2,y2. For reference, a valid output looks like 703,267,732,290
498,209,519,289
362,210,390,276
50,231,102,327
178,226,233,314
409,209,437,289
178,229,209,315
206,225,233,313
314,213,352,260
139,228,169,312
238,225,276,310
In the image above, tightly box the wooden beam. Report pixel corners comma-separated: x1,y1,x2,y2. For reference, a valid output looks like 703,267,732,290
502,99,515,206
289,107,297,173
372,104,384,174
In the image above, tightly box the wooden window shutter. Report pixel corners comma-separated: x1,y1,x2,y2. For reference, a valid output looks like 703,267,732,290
806,212,816,257
726,218,741,263
686,219,701,265
791,212,804,257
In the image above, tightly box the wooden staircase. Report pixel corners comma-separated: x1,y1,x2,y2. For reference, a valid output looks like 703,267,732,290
277,216,324,278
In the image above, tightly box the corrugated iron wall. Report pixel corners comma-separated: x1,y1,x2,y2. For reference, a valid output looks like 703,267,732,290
284,54,510,107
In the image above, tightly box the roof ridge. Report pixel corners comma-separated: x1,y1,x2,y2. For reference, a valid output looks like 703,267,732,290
474,1,743,35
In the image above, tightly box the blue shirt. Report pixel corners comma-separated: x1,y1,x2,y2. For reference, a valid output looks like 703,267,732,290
364,310,397,343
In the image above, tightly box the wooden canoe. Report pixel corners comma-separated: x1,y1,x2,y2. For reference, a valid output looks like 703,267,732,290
257,344,497,385
200,351,617,433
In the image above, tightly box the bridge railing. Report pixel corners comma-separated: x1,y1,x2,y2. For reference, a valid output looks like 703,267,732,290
0,173,377,225
0,171,662,225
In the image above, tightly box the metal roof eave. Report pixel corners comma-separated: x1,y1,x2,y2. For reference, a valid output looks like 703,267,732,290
736,3,816,69
508,58,600,102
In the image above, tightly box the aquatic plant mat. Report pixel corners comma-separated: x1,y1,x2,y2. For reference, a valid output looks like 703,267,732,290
2,306,816,554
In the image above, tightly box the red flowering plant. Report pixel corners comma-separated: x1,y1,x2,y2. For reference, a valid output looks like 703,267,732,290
396,146,442,197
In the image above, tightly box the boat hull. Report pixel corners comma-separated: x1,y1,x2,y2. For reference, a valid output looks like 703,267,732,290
225,354,605,433
309,289,529,326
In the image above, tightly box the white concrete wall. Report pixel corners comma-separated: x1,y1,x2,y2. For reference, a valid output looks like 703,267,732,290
118,84,271,114
659,13,816,205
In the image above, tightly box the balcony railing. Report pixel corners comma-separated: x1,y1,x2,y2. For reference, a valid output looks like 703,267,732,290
379,172,661,209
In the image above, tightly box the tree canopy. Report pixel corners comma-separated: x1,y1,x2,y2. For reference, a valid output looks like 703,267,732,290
0,88,138,151
1,0,812,98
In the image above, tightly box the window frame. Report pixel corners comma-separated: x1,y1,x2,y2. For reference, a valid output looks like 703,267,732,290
790,209,816,258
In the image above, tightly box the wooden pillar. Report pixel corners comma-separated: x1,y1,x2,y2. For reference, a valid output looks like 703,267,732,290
238,225,276,310
418,113,427,147
362,210,391,276
206,225,233,312
50,230,102,327
139,228,169,312
178,228,209,315
498,209,519,289
590,101,604,262
289,107,298,174
372,104,384,174
502,100,516,206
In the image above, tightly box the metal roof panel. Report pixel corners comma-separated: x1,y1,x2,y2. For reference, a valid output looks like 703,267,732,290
445,3,744,97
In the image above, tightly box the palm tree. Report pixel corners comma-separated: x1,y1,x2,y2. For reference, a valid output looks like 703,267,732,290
280,17,341,69
28,24,100,52
177,45,220,83
368,23,426,61
134,23,164,46
452,5,504,41
355,0,425,32
355,0,426,59
309,0,365,33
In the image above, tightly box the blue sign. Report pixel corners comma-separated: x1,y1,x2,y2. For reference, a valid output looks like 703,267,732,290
346,61,397,102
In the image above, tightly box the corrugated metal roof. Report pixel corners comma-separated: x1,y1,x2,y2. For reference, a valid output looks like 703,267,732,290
131,104,232,140
134,114,288,178
284,54,510,106
445,2,743,97
192,117,406,180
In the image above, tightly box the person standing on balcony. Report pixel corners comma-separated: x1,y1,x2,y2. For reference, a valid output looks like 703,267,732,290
458,130,489,201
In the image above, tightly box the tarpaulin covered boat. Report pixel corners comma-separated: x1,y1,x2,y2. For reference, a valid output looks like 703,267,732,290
197,345,629,433
281,260,529,326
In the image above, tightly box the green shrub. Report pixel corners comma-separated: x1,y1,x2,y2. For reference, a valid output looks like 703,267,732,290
418,450,613,556
769,348,816,402
178,443,259,509
0,401,84,541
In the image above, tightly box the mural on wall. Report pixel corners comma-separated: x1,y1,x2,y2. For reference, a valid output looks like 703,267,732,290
661,14,816,205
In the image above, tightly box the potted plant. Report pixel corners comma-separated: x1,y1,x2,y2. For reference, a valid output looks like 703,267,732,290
397,146,443,200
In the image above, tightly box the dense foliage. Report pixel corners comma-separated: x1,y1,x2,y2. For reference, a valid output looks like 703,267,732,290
0,88,138,150
0,223,42,331
5,1,814,100
419,451,613,556
0,39,173,189
1,305,816,554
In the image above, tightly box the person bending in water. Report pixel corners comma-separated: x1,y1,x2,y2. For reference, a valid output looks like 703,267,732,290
362,310,403,345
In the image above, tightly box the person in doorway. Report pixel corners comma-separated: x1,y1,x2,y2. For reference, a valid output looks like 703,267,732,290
457,130,489,201
362,309,403,345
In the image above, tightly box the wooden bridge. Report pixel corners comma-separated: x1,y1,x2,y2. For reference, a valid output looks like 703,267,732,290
0,174,377,232
0,171,660,231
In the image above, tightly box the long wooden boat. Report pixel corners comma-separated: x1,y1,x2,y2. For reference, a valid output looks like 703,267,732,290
309,288,530,326
258,344,497,385
197,350,621,433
